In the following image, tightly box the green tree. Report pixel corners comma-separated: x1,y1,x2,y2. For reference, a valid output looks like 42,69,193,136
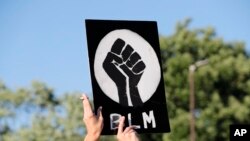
0,81,116,141
161,19,250,141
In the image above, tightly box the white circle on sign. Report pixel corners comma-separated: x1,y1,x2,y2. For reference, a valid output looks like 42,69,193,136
94,29,161,106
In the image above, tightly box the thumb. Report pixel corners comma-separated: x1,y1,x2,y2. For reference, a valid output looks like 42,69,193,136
120,64,133,76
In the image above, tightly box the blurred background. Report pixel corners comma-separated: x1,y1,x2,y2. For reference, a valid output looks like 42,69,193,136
0,0,250,141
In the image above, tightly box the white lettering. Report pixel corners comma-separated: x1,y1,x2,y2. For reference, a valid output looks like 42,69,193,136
234,129,247,136
234,129,241,136
110,113,121,130
128,113,141,129
241,129,247,136
142,110,156,129
110,110,156,130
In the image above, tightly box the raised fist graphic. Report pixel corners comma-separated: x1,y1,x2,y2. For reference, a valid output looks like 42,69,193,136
103,38,146,107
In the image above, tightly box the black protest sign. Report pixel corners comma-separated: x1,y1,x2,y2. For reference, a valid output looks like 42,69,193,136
85,19,170,135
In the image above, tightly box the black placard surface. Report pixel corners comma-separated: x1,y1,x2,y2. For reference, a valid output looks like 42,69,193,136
85,19,170,135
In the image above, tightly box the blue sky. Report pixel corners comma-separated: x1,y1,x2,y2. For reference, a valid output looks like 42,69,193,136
0,0,250,96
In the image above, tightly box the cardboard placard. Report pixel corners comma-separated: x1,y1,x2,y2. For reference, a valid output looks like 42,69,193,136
85,19,170,135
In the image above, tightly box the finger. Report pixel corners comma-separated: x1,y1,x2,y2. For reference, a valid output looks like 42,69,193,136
111,38,125,55
81,94,94,118
118,116,125,135
121,44,134,62
97,106,103,120
104,52,123,64
123,126,134,134
132,61,146,74
124,125,138,134
126,52,141,68
129,126,139,133
128,128,136,134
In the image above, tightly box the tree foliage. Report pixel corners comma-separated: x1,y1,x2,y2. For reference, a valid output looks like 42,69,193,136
161,19,250,141
0,81,117,141
0,81,83,141
1,19,250,141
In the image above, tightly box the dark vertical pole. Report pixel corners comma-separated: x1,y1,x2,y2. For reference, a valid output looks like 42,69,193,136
189,59,208,141
189,67,195,141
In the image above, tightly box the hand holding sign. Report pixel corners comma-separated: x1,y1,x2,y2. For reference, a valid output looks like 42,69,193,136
81,93,141,141
103,38,146,107
117,116,140,141
81,94,103,141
